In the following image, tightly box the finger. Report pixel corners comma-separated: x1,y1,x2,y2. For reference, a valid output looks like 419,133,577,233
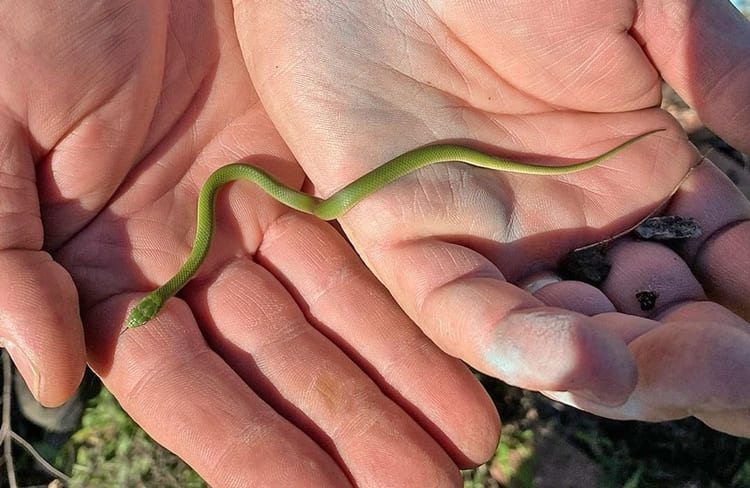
547,302,750,433
640,301,750,417
0,251,85,406
181,253,462,486
253,213,500,466
86,297,352,488
528,281,666,344
526,276,616,316
578,230,750,429
0,119,85,406
374,238,637,406
601,240,706,317
634,0,750,151
666,160,750,319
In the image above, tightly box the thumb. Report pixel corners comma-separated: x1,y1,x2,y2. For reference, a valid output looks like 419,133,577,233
0,120,85,406
635,0,750,152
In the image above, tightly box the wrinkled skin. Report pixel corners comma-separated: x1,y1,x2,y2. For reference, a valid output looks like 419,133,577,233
239,0,750,434
0,1,748,486
0,2,496,486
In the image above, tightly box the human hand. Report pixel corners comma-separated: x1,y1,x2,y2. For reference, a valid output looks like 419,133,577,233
0,2,500,485
239,0,750,436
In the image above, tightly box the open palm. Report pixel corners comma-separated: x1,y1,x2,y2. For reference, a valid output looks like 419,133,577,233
240,0,750,436
0,2,504,486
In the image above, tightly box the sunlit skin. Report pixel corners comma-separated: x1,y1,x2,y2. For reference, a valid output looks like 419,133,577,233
0,1,748,487
241,0,750,436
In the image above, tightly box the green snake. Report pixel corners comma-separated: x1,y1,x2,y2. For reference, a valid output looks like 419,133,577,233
125,129,663,329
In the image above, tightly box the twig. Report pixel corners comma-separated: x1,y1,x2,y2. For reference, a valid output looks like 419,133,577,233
2,350,17,488
10,431,71,483
573,151,705,252
1,350,72,486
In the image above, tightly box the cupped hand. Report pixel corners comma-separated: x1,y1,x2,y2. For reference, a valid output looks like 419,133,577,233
240,0,750,436
0,1,500,485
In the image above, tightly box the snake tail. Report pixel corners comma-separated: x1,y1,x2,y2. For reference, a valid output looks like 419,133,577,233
313,129,665,219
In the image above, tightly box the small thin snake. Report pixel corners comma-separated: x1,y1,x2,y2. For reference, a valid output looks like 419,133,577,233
125,129,664,329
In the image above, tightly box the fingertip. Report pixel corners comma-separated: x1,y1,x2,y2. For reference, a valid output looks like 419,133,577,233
417,275,637,405
0,250,87,406
3,335,86,408
482,309,637,405
38,362,87,408
438,373,501,468
460,401,501,467
2,341,39,398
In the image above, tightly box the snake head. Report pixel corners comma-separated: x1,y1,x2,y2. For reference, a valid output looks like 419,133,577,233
125,295,165,329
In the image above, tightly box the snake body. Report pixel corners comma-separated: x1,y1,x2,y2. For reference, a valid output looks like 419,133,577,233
125,129,663,329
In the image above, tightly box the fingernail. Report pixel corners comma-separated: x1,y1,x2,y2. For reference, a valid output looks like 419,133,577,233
2,340,40,399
